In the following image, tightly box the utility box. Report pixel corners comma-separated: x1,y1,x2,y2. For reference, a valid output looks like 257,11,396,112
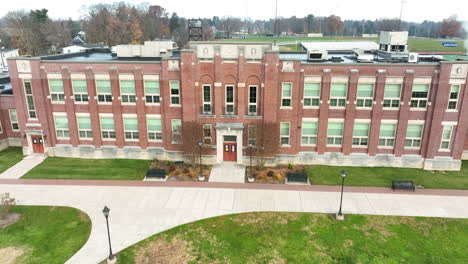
378,31,408,53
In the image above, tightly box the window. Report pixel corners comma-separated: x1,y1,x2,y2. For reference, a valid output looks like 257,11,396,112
123,117,139,140
379,123,396,147
203,124,212,144
280,122,290,146
303,83,320,107
405,124,423,148
248,85,257,115
96,80,112,103
170,81,180,105
330,83,347,107
383,84,401,108
281,83,292,107
9,109,19,131
54,115,69,139
77,116,92,139
356,84,374,108
24,80,37,119
144,80,160,104
225,85,235,114
202,85,211,114
352,123,370,146
410,84,429,109
301,121,317,145
327,122,344,146
448,85,460,110
48,79,65,102
147,117,162,141
72,80,88,102
100,116,116,139
172,119,181,143
120,80,136,103
248,125,256,146
440,126,453,150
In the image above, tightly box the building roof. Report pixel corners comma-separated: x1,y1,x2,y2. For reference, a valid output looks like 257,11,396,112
300,41,379,52
0,48,19,53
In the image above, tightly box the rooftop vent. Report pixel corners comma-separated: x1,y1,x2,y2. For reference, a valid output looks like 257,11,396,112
307,50,328,61
378,31,408,54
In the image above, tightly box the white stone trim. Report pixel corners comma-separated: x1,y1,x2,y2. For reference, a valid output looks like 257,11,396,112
119,73,134,80
94,73,110,80
381,119,398,124
302,117,319,122
47,73,62,79
70,73,86,79
143,74,159,81
385,77,404,83
413,77,432,84
328,118,345,122
146,114,161,118
442,121,458,126
354,119,371,123
75,112,90,117
449,78,466,84
18,73,32,79
331,76,348,83
304,76,321,82
122,113,137,118
99,113,114,117
358,76,376,83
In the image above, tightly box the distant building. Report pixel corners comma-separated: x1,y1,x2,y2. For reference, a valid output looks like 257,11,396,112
0,48,19,72
307,33,323,37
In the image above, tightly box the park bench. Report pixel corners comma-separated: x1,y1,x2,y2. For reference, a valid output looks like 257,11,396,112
146,168,167,179
286,171,308,184
392,180,415,191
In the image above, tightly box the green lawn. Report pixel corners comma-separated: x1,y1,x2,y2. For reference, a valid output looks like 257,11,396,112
0,206,91,264
114,212,468,264
22,157,150,180
307,161,468,190
0,147,24,174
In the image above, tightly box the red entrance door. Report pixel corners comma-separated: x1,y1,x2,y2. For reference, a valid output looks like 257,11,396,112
31,136,44,153
223,143,237,161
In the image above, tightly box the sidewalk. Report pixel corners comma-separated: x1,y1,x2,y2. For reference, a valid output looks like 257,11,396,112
209,163,246,183
0,154,46,179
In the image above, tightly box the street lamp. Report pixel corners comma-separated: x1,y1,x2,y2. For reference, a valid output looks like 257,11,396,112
198,140,205,181
102,206,116,263
247,144,254,183
336,169,347,221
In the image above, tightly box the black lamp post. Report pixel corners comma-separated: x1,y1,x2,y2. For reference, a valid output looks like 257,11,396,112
248,144,254,182
198,140,204,181
102,206,115,261
336,169,347,220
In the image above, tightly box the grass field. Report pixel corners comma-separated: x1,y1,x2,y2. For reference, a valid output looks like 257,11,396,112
307,161,468,190
114,212,468,264
0,147,23,174
22,157,150,180
0,206,91,264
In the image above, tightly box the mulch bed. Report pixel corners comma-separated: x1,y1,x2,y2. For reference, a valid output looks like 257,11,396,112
245,165,306,184
150,160,211,182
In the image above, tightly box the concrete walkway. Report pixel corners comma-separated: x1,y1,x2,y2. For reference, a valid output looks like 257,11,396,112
209,163,246,183
0,154,46,179
0,181,468,264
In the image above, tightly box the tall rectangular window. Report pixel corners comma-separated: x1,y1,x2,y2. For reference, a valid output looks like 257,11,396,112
356,84,374,108
203,124,212,144
170,81,180,105
202,85,211,114
303,82,320,107
280,122,290,146
100,116,116,139
77,116,92,139
410,84,429,109
440,126,453,150
448,85,460,110
330,83,347,107
9,109,19,131
248,125,256,146
327,122,344,146
144,80,160,104
352,123,370,146
383,84,401,108
96,80,112,103
54,115,69,139
379,123,396,147
72,80,88,102
405,124,423,148
172,119,181,143
281,82,292,107
147,117,162,141
301,121,318,146
120,80,136,103
48,79,65,102
123,117,139,140
248,85,257,115
24,80,37,119
225,85,235,114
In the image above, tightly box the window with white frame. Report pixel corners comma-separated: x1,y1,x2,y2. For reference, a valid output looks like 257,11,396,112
281,83,292,107
327,122,344,146
96,80,112,103
383,84,401,108
405,124,423,148
352,123,370,146
144,80,160,104
203,124,212,144
77,116,92,139
378,123,396,147
202,85,212,114
54,115,69,139
170,81,180,105
24,80,37,119
248,125,256,146
172,119,181,143
72,80,88,102
48,79,65,102
9,109,19,131
356,84,374,108
248,85,257,115
123,117,139,140
329,83,347,107
120,80,136,103
147,117,162,141
448,84,460,110
301,121,318,146
100,116,116,139
225,85,235,114
410,84,429,109
280,122,290,146
303,82,320,107
440,125,453,150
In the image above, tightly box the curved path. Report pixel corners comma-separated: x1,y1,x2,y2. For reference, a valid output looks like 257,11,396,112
1,180,468,264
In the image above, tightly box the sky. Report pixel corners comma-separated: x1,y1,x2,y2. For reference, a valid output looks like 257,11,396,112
2,0,468,22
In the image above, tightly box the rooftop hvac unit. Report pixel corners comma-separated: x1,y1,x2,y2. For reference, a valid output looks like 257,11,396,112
408,53,419,63
307,50,328,61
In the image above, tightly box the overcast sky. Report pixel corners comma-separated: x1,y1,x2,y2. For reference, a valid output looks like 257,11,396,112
2,0,468,22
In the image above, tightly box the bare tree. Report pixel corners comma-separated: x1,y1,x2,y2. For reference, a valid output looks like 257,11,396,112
219,17,243,38
326,15,344,36
253,122,280,170
439,15,462,38
179,121,204,167
0,193,16,220
376,18,401,32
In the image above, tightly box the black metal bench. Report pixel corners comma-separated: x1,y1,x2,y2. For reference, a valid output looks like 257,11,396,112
392,180,415,191
286,171,308,184
146,168,167,179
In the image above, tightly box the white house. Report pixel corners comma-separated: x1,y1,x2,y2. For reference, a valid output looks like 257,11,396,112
61,45,89,54
0,48,19,72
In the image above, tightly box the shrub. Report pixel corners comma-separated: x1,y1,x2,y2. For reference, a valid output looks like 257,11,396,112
287,163,294,170
267,170,275,177
0,193,16,220
275,173,284,181
187,168,196,178
172,169,182,176
166,160,173,167
150,159,159,169
168,165,176,172
183,168,189,174
253,171,259,178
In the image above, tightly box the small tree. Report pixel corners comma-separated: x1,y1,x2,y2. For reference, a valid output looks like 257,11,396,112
179,121,204,167
0,193,16,220
254,122,280,170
